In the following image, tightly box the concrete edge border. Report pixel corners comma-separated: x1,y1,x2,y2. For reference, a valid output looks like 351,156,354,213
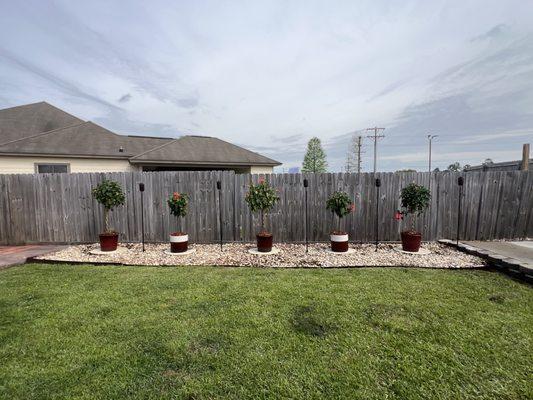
438,239,533,284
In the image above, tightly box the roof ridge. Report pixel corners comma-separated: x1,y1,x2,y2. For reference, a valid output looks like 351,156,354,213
0,121,88,147
129,137,181,159
210,136,281,164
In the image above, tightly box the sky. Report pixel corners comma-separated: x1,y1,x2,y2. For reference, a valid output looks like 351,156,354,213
1,0,532,172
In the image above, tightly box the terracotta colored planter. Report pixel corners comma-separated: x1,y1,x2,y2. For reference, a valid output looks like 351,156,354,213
401,231,422,252
99,232,119,252
170,233,188,253
330,233,349,252
256,233,273,252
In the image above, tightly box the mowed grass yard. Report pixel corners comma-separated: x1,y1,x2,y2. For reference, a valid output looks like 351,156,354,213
0,264,532,400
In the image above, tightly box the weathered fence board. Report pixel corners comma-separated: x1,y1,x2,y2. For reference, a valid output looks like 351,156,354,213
0,171,531,245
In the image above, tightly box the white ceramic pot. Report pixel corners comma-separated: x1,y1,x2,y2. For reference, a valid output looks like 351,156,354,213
330,233,349,252
170,233,188,253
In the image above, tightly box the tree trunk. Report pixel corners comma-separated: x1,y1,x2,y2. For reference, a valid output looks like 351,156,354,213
104,208,109,233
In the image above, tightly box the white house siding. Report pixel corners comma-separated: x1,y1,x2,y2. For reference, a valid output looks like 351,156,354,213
0,155,139,174
249,165,274,174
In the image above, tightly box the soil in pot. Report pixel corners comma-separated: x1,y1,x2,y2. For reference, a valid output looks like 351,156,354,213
170,232,188,253
401,231,422,252
256,232,273,252
99,232,119,252
330,231,349,252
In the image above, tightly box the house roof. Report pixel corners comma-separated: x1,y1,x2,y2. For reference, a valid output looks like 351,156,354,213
0,102,83,144
0,102,281,166
130,135,280,166
0,121,172,158
464,159,533,171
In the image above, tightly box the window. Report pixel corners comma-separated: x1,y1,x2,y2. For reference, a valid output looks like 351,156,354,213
35,163,70,174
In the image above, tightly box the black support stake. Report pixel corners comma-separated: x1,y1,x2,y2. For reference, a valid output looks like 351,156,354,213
217,181,223,251
139,183,145,252
375,178,381,252
457,176,464,245
303,178,309,253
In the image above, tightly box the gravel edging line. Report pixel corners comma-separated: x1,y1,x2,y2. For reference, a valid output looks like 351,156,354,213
438,239,533,283
34,242,485,269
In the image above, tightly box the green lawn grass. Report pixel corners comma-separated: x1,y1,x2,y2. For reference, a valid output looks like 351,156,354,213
0,264,532,400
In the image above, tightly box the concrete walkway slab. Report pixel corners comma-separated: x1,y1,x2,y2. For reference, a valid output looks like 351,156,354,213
0,245,68,270
464,241,533,265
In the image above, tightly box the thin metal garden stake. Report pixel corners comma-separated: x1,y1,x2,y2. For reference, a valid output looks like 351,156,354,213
457,176,464,245
303,178,309,253
139,183,145,252
217,181,223,251
375,178,381,252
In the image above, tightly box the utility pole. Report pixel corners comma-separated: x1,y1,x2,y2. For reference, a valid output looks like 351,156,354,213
345,134,364,173
366,127,385,173
356,136,363,174
521,143,530,171
427,134,438,172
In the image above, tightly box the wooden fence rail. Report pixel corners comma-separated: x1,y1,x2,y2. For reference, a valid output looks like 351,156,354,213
0,171,531,245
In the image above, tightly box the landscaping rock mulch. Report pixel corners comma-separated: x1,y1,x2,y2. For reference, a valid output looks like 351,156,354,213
35,242,485,269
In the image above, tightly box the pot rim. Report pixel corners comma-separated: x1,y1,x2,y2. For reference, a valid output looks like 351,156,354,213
170,234,188,243
330,234,349,242
401,230,422,237
99,232,119,237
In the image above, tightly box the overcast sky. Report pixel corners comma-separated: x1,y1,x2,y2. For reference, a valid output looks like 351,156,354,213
1,1,532,171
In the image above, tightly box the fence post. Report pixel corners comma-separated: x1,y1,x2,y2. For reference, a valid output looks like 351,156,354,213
457,176,464,244
375,177,381,251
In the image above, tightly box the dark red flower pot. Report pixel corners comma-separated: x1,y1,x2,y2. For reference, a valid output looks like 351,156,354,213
99,232,119,252
401,231,422,252
256,233,273,252
170,233,188,253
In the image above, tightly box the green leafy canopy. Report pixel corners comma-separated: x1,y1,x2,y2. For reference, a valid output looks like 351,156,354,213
326,191,354,218
92,179,125,211
245,180,280,213
400,183,431,216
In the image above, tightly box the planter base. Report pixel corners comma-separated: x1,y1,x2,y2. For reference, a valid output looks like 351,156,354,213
325,248,355,254
393,247,431,255
248,247,280,255
89,247,124,255
164,248,196,256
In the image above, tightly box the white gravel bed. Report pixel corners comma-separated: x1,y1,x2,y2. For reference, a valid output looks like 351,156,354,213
36,242,485,269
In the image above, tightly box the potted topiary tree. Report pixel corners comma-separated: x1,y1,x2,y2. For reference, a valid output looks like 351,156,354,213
167,191,189,253
245,178,280,252
399,183,431,252
92,179,125,251
326,191,355,252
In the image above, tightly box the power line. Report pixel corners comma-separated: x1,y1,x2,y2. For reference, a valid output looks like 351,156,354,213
365,127,385,173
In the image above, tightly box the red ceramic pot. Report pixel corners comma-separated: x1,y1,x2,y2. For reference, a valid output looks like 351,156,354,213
99,232,119,252
256,232,273,252
401,231,422,252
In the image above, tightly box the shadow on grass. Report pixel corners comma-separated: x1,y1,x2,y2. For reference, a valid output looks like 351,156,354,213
290,305,337,337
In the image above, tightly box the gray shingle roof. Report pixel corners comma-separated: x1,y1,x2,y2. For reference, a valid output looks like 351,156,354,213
0,121,172,158
0,102,281,166
0,102,84,145
130,135,280,166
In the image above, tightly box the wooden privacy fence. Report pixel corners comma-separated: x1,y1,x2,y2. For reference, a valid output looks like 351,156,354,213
0,171,531,245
